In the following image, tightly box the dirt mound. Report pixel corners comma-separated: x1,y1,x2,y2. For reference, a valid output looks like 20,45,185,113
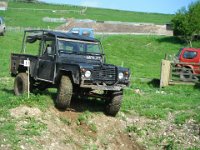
6,104,200,149
9,106,143,150
57,19,173,35
10,105,42,119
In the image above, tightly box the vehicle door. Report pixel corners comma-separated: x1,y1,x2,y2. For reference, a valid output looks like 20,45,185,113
37,38,55,81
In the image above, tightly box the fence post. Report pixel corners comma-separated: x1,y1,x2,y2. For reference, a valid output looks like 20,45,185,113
160,59,171,88
24,59,30,98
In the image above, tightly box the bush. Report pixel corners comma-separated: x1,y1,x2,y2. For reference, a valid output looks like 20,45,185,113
171,1,200,47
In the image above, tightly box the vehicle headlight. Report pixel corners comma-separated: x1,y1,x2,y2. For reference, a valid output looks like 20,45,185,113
85,70,91,78
118,72,124,80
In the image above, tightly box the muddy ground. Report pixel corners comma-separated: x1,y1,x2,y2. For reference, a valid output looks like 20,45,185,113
8,105,143,150
4,100,199,150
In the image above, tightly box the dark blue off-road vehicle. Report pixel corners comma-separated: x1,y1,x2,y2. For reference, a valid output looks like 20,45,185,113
10,30,130,116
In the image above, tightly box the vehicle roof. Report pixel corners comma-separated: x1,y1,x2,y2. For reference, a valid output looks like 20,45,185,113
182,47,200,51
25,30,99,42
70,27,94,31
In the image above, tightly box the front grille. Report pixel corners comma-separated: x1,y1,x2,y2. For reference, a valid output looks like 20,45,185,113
93,65,116,84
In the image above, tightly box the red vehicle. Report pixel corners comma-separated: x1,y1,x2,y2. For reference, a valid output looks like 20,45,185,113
176,48,200,81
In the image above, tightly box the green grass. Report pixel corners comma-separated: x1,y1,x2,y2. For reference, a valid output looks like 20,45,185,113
77,110,93,125
1,31,199,125
60,117,72,126
0,1,173,28
0,77,53,148
19,117,47,136
122,82,200,123
0,31,200,148
0,2,199,148
102,35,185,78
0,119,20,149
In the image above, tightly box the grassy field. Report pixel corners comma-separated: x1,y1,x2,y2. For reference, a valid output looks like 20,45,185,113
0,1,200,149
1,31,200,148
1,31,200,121
0,1,173,28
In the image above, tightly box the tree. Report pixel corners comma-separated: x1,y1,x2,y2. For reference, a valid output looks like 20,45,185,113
171,1,200,47
188,1,200,35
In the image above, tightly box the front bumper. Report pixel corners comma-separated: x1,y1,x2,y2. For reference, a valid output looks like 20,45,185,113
80,80,127,91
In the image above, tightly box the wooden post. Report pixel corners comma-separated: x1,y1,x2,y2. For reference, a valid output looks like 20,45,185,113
27,59,30,99
160,59,171,88
24,59,30,98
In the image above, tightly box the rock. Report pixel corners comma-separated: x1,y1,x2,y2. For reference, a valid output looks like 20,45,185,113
134,89,144,95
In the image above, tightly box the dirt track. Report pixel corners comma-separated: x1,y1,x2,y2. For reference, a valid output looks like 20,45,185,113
4,99,200,150
9,105,143,150
57,19,173,36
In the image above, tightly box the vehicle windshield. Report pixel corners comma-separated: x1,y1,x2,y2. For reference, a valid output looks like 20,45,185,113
57,38,102,55
176,48,183,58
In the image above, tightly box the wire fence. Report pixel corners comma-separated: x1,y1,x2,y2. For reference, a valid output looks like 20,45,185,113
9,6,87,15
6,26,51,32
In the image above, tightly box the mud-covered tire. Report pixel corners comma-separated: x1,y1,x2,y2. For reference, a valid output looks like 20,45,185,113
14,73,28,95
56,75,73,110
105,91,123,116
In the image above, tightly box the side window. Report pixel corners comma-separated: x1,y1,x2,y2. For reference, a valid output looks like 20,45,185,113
86,44,100,53
77,43,84,52
25,40,40,56
43,40,55,56
183,51,197,59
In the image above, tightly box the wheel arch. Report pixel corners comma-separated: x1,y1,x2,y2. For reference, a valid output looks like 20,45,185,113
182,65,195,74
56,69,80,85
11,65,27,77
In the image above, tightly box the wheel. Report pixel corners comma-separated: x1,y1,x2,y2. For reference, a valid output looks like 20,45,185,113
1,28,5,36
105,91,123,116
180,67,198,82
56,75,73,110
14,73,28,95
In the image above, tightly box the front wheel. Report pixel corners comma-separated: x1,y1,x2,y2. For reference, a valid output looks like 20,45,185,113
56,75,73,110
14,73,28,95
105,91,123,116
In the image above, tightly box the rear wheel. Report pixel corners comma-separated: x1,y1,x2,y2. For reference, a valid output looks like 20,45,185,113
56,75,73,110
180,67,198,82
1,28,5,36
14,73,28,95
105,91,123,116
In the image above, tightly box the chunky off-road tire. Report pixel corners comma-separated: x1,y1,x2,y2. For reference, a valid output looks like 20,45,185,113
180,67,198,82
14,73,28,95
1,29,5,36
105,91,123,116
56,75,73,110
